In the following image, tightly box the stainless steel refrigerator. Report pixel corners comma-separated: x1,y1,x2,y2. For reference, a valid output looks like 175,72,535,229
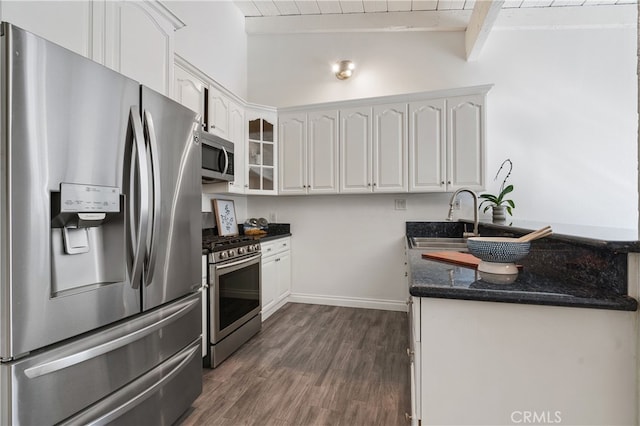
0,23,202,425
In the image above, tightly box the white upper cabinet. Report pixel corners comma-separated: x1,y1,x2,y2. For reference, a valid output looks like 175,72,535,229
228,101,246,193
246,107,278,195
446,94,485,191
373,103,408,193
409,93,486,193
279,110,339,195
174,61,206,126
307,110,339,194
104,1,183,96
279,113,307,195
340,104,406,194
0,1,95,59
340,107,372,193
207,86,231,139
409,99,446,192
2,1,182,97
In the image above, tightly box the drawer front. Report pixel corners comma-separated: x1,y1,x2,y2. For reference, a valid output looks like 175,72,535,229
2,293,201,425
262,237,291,257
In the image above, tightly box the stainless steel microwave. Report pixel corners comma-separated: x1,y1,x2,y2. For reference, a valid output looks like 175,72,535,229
198,131,234,183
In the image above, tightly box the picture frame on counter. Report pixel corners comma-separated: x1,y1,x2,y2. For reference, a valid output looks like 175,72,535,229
212,199,238,236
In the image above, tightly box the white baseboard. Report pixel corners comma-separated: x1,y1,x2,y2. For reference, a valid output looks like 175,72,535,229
288,292,408,312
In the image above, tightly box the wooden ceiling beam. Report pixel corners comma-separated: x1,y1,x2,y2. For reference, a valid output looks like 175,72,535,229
465,0,504,61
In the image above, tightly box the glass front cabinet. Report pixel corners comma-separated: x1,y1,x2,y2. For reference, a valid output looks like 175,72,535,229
246,107,278,194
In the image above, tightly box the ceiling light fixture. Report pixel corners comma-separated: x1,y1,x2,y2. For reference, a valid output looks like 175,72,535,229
332,60,355,80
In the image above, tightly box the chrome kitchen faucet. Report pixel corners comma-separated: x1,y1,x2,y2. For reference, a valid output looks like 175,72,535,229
447,188,480,237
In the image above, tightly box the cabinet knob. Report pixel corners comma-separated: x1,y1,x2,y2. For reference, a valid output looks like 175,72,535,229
447,181,451,184
367,183,371,187
210,124,216,129
441,181,445,185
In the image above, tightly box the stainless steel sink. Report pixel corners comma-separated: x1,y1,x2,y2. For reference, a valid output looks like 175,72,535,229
409,237,468,251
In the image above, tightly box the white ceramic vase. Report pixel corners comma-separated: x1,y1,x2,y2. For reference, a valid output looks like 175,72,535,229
492,205,507,223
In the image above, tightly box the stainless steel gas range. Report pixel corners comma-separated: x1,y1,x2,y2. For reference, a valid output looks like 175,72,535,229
203,232,262,368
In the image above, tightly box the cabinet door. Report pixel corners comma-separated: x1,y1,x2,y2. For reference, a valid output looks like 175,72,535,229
276,251,291,302
261,255,277,318
246,109,277,194
279,113,307,195
174,64,206,125
0,1,95,60
208,86,230,138
308,110,339,194
447,95,485,191
340,107,372,193
228,101,246,193
409,99,446,192
105,1,178,96
373,103,408,192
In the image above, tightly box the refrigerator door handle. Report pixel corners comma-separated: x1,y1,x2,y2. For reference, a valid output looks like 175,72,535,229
128,107,150,290
143,110,161,286
23,294,200,379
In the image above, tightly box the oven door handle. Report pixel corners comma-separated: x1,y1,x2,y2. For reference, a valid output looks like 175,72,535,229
215,253,261,271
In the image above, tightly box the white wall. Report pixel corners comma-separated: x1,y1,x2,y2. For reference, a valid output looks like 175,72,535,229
166,0,247,98
246,24,637,308
247,27,638,230
249,192,476,310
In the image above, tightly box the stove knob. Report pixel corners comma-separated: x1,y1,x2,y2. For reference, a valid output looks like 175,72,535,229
228,249,236,257
238,247,246,254
254,244,260,251
220,251,228,259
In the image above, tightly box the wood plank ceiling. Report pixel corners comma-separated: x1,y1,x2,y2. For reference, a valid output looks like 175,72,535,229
235,0,636,17
235,0,636,60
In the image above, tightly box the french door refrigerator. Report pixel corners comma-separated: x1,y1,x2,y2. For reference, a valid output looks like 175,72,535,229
0,23,202,425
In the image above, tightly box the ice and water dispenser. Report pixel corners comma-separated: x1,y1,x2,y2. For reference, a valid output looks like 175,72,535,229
50,183,126,296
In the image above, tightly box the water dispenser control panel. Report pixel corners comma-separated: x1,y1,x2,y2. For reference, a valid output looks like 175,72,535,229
60,183,120,213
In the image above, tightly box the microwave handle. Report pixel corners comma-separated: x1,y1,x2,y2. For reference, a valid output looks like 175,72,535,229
221,147,230,175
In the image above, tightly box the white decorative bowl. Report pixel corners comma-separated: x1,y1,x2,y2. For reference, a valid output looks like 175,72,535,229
467,237,531,264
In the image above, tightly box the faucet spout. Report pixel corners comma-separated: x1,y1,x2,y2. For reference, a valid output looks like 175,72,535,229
447,188,479,237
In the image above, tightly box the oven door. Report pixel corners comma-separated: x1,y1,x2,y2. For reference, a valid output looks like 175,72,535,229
210,253,261,343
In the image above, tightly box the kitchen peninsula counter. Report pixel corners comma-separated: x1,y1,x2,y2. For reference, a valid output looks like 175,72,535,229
406,221,638,311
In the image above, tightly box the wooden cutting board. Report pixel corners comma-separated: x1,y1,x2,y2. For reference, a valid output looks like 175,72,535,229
422,251,482,268
422,252,523,270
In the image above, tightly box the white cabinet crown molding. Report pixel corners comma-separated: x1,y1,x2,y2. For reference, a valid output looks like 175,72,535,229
175,53,247,107
145,0,186,31
276,84,493,114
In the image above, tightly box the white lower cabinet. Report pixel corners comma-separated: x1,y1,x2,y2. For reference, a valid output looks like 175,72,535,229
410,297,636,425
261,237,291,320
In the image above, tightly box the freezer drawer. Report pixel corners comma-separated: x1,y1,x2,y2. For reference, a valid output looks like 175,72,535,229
60,339,202,426
0,292,202,426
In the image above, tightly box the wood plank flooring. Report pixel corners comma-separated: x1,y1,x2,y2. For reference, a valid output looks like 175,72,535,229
178,303,410,426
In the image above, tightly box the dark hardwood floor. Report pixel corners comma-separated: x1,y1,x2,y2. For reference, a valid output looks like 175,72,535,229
178,303,410,426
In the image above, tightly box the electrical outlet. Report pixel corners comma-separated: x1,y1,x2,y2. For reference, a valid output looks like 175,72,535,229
395,199,407,210
453,199,461,210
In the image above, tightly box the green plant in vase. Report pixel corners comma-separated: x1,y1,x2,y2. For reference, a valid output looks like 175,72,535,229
479,159,515,222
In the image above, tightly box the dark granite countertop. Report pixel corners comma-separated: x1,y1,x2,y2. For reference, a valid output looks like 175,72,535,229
407,222,638,312
407,248,637,311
